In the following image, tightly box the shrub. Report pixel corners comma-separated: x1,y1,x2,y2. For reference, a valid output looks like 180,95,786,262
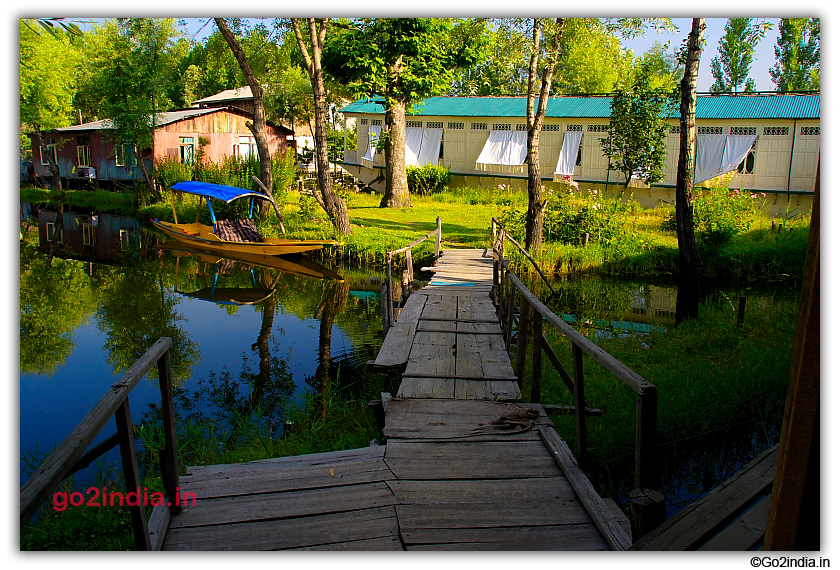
406,164,451,196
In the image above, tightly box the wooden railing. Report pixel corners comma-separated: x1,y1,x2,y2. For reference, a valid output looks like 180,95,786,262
491,223,664,541
381,216,442,334
20,338,179,551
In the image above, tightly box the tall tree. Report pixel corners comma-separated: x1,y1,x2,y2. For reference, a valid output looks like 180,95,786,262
323,18,484,208
215,18,279,223
20,20,81,192
450,22,529,96
524,18,565,253
674,18,706,323
289,18,351,234
553,19,635,95
710,18,771,94
770,18,820,92
599,61,676,195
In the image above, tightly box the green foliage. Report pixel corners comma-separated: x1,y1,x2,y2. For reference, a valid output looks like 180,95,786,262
710,18,772,94
450,21,529,96
771,18,820,92
692,187,764,248
600,63,677,189
406,164,452,196
553,19,635,94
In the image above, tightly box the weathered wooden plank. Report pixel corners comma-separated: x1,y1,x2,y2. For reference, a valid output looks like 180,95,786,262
538,425,632,551
395,500,594,530
163,505,400,551
698,495,771,551
148,504,170,551
385,440,561,480
289,536,403,551
396,377,455,399
604,498,632,539
387,477,574,504
372,320,417,368
403,525,609,551
169,482,396,529
394,290,427,323
383,400,545,439
187,446,384,476
631,446,778,551
180,458,394,499
454,380,521,401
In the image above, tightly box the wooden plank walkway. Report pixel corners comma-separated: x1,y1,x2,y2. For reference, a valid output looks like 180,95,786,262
162,248,632,551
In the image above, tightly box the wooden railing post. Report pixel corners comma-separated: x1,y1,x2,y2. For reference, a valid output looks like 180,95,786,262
492,219,498,305
387,251,394,325
505,276,516,350
514,295,532,389
406,249,414,296
572,344,588,462
531,313,543,403
380,282,391,335
435,216,441,260
629,385,664,542
115,398,152,551
157,350,180,516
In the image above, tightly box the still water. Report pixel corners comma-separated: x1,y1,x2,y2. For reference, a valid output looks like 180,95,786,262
20,202,794,521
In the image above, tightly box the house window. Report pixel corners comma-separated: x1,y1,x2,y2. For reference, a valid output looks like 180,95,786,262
492,123,512,131
236,136,256,158
116,143,136,167
738,141,757,175
670,125,682,134
45,222,63,243
447,122,464,130
699,126,724,134
179,137,195,164
360,118,368,125
119,229,130,251
800,126,820,136
407,120,423,128
587,124,609,133
566,124,583,132
763,126,789,136
427,121,444,129
730,126,757,136
516,124,527,131
543,124,560,132
82,223,96,246
41,139,57,166
76,136,91,166
576,139,583,167
471,122,487,130
371,119,383,126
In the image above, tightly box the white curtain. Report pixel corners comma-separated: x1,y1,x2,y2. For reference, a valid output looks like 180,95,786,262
720,134,758,176
695,133,758,183
554,131,583,176
695,134,727,184
361,125,382,162
416,128,443,166
476,130,527,166
405,127,425,166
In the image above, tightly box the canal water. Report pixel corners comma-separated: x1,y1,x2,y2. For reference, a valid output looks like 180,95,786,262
20,202,797,521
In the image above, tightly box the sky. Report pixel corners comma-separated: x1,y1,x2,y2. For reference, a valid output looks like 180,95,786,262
179,17,784,93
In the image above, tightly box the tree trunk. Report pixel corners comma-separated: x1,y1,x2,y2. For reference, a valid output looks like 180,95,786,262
290,18,352,234
381,98,411,208
313,281,349,417
136,149,162,202
674,18,705,323
34,125,62,193
215,18,275,224
525,19,564,254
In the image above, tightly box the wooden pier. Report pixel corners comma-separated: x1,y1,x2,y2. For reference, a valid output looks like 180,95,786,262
160,248,633,550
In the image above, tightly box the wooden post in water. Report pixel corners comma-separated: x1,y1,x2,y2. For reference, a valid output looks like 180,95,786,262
514,296,532,389
387,252,394,325
531,313,543,403
380,283,390,335
572,344,587,461
406,249,414,296
629,385,665,542
115,398,152,550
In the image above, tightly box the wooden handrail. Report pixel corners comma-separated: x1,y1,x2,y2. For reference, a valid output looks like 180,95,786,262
491,218,556,296
386,217,442,325
20,337,179,551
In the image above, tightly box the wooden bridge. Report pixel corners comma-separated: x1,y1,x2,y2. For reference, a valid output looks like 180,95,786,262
21,216,794,551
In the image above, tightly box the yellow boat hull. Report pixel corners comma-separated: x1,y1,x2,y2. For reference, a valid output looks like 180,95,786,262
151,220,334,256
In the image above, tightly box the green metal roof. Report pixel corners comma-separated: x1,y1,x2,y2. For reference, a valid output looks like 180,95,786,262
341,94,820,120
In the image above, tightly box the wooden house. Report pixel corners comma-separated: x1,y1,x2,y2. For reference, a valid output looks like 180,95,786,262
29,107,294,190
338,93,820,215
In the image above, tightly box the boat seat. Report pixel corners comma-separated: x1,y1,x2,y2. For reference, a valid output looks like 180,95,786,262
215,219,263,243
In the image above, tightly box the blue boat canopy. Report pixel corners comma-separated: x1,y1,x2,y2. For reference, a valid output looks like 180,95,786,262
171,181,275,204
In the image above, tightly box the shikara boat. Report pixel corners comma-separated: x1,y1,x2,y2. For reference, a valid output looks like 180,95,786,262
151,181,334,256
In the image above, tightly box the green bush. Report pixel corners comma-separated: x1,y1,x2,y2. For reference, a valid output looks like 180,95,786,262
406,164,452,196
693,187,763,248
